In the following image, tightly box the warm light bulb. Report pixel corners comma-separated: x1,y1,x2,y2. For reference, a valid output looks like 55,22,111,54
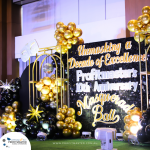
130,125,140,134
131,115,140,122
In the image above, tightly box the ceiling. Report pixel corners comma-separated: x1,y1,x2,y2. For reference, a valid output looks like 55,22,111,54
13,0,41,5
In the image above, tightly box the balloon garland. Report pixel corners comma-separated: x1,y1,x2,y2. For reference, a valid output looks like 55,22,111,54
56,105,82,138
127,6,150,43
54,22,84,54
0,78,21,132
123,107,142,141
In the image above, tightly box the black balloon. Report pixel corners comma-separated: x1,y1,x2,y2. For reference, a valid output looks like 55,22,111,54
39,107,46,112
54,130,63,139
143,114,150,120
137,129,148,143
7,102,12,106
9,98,14,103
45,102,50,110
30,121,38,129
16,85,21,90
146,107,150,115
16,113,22,120
30,129,37,138
47,125,56,139
0,103,7,110
39,118,46,125
7,93,12,99
49,119,55,125
145,124,150,138
12,93,18,100
39,102,45,108
38,127,47,133
15,78,21,85
1,96,6,101
41,112,46,118
36,98,41,104
15,126,21,132
21,126,27,133
141,119,148,127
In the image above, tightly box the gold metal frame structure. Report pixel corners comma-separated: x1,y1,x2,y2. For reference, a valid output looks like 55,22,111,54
28,45,70,113
138,31,150,112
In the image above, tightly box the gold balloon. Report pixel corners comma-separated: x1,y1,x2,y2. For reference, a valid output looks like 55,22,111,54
64,30,73,39
62,129,72,137
70,118,75,124
127,19,137,32
68,39,72,44
71,115,76,119
7,123,12,129
61,109,67,114
41,94,50,102
72,37,79,45
65,117,71,124
141,14,150,24
62,105,68,109
66,108,75,117
56,113,65,121
73,121,82,131
14,109,18,113
52,86,61,93
130,110,142,121
127,110,133,115
134,33,145,42
147,23,150,31
67,43,72,49
63,123,68,129
55,29,60,35
50,98,54,101
141,27,146,33
129,122,139,134
72,130,80,138
73,28,82,37
68,123,74,129
146,36,150,44
62,39,68,45
123,132,129,141
67,22,76,31
2,113,9,118
124,115,131,124
142,6,150,15
35,81,44,91
43,77,51,85
41,86,50,94
136,20,143,28
142,24,147,28
58,108,62,113
10,127,15,132
5,106,13,113
133,107,140,111
78,38,84,44
56,45,68,54
134,26,141,33
59,24,67,33
9,112,15,120
12,101,20,109
124,123,130,131
56,33,64,42
138,15,143,22
56,121,64,129
1,117,7,123
55,78,63,86
56,22,64,29
49,92,53,97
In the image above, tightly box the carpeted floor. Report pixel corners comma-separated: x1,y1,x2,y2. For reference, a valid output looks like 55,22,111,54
30,139,150,150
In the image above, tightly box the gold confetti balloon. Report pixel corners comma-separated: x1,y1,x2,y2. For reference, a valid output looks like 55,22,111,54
56,33,64,42
141,14,150,24
62,129,72,137
64,30,73,39
67,22,76,31
41,94,49,102
66,108,75,117
73,28,82,37
12,101,20,109
127,19,137,32
56,22,64,29
72,130,80,138
142,6,150,15
134,33,145,42
73,121,82,130
56,121,64,130
56,113,65,121
59,24,67,33
5,106,13,113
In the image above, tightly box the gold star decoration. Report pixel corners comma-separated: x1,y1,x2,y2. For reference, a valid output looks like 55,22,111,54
27,105,43,121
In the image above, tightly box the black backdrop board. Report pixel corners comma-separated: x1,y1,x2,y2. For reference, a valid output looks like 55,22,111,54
19,62,39,114
69,37,150,133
